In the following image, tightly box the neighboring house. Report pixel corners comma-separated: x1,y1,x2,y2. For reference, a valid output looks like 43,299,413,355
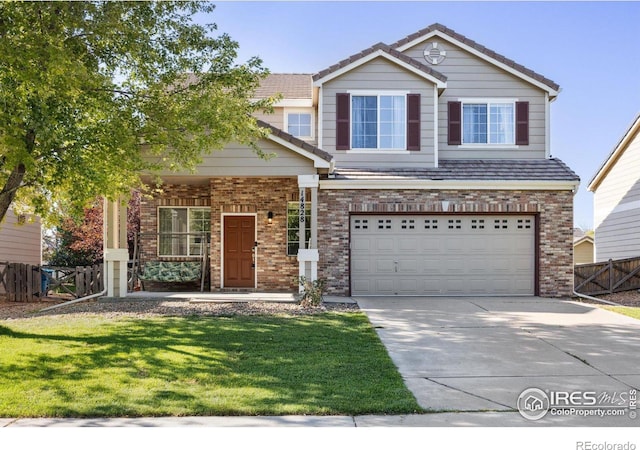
138,23,579,297
0,209,42,294
0,209,42,265
588,114,640,261
573,235,594,265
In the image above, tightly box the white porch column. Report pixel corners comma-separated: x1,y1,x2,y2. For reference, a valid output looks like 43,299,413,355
297,175,319,292
104,198,129,298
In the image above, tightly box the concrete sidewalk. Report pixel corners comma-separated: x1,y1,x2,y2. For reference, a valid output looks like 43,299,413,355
2,411,638,427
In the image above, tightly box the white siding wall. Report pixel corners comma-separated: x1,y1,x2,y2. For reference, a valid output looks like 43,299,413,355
594,127,640,261
0,210,42,264
401,38,548,159
321,57,436,168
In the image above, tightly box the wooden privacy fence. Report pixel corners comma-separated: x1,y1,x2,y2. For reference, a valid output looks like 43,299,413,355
0,262,104,302
574,256,640,296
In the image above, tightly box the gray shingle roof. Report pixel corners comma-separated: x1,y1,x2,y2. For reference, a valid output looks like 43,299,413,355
328,159,579,182
313,42,447,83
254,74,312,99
256,119,333,163
390,23,560,93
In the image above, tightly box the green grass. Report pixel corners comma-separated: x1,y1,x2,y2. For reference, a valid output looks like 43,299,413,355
600,306,640,320
0,312,421,417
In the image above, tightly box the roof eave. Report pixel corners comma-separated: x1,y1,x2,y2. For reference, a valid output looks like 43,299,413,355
256,120,333,169
313,49,447,88
587,114,640,192
394,29,560,97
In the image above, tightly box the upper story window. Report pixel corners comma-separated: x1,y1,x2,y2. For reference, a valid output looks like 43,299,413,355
463,102,514,145
448,100,529,147
351,94,406,150
285,109,313,139
336,92,420,151
158,207,210,257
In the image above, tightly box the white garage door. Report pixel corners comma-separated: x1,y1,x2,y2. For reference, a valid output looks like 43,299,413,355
351,215,535,296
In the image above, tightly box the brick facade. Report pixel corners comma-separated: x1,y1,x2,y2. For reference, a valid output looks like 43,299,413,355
141,183,574,297
317,188,575,298
209,177,300,291
139,184,212,264
140,179,301,292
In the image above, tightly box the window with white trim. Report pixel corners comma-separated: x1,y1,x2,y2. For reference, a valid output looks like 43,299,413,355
351,94,406,149
286,202,311,256
287,112,312,139
462,101,515,145
158,207,210,256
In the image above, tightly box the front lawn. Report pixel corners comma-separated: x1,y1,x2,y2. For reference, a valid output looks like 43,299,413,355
0,312,420,417
600,306,640,320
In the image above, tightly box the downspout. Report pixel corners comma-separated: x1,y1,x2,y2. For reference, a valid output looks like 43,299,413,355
39,198,110,312
39,288,108,312
572,290,621,307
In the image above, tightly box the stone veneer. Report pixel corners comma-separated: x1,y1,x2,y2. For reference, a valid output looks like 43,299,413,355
317,189,575,298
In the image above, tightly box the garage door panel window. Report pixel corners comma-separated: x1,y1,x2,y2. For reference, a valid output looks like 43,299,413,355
424,219,439,230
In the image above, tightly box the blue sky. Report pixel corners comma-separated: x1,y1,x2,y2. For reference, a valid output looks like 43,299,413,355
201,1,640,229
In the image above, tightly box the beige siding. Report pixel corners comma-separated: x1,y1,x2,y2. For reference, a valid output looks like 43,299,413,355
402,37,548,159
321,57,436,168
593,127,640,261
0,210,42,264
574,240,594,265
254,107,285,129
155,138,317,178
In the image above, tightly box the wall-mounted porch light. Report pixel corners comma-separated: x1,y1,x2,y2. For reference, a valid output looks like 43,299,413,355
267,211,274,224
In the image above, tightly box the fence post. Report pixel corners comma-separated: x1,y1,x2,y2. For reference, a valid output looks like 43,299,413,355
608,259,613,294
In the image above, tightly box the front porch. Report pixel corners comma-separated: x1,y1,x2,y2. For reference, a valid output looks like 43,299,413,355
105,174,322,298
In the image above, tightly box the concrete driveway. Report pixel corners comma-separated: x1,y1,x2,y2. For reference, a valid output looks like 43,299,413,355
356,296,640,426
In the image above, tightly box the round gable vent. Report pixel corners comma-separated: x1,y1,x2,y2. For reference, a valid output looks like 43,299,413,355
423,42,446,65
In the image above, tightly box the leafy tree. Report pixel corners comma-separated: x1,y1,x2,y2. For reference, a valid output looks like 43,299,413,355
0,1,273,225
48,192,140,266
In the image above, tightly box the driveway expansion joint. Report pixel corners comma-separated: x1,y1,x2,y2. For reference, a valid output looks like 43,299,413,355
424,377,512,410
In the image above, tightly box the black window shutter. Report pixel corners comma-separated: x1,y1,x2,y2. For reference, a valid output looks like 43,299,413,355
448,101,461,145
407,94,420,151
515,101,529,145
336,93,350,150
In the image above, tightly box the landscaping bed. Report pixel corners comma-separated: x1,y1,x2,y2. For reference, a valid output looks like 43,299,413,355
0,296,357,320
596,290,640,307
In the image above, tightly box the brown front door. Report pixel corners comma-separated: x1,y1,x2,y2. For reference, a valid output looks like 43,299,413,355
223,216,255,288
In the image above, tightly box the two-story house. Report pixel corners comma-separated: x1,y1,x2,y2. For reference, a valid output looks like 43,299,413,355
136,23,579,298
